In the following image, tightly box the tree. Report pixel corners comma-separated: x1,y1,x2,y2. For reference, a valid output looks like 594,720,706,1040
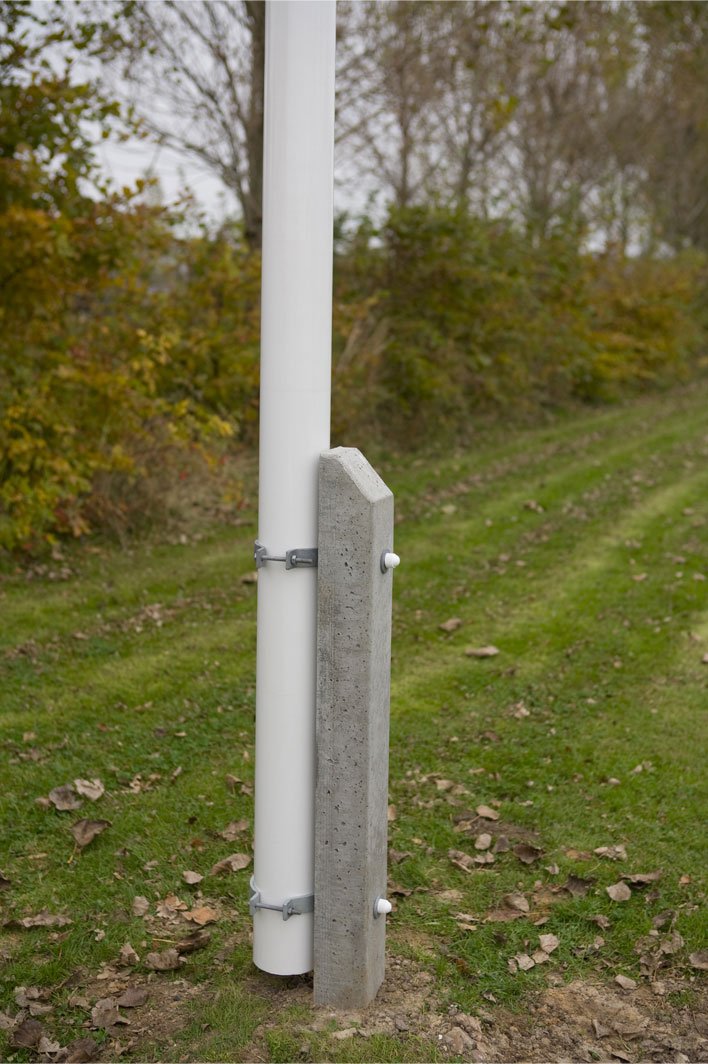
83,0,266,249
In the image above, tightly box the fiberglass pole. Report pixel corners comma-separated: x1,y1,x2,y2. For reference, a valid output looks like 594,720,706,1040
252,0,336,976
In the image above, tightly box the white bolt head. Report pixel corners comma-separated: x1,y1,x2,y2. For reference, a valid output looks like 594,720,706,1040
374,897,392,916
382,552,400,571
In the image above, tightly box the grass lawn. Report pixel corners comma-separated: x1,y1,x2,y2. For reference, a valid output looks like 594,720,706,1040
1,385,706,1062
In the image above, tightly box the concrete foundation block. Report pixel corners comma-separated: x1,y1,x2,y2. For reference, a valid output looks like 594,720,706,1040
314,447,395,1008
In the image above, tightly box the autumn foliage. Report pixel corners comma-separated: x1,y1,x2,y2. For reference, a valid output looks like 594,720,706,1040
1,2,707,552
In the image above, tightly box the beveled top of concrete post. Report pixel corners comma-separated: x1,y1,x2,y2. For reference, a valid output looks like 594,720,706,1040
322,447,393,506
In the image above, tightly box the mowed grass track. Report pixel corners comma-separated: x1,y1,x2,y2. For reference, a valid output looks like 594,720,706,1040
0,385,706,1062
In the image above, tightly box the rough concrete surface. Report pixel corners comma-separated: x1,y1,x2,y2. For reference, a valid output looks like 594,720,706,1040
314,447,395,1008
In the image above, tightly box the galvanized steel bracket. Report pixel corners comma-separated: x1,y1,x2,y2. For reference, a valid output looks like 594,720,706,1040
249,878,314,921
254,540,318,570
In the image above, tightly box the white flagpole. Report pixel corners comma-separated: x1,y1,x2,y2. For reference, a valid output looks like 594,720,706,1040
252,0,336,976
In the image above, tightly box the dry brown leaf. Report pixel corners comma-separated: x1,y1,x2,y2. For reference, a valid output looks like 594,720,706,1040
70,819,110,849
38,1035,63,1055
689,950,708,970
513,952,535,972
219,819,249,842
182,870,203,886
448,848,475,872
513,842,543,864
175,929,211,954
185,906,217,926
145,948,182,971
564,848,592,861
48,785,82,812
0,870,11,890
539,933,559,954
91,997,123,1029
9,1017,44,1049
531,949,550,964
210,852,251,876
131,896,149,917
621,871,661,885
476,804,499,821
388,849,413,864
564,875,594,898
439,617,462,632
387,804,397,822
20,910,72,929
503,893,530,913
65,1037,100,1063
73,779,105,801
607,881,632,902
590,913,611,930
615,974,637,990
465,645,500,659
594,844,627,861
486,908,523,923
117,943,139,966
115,987,148,1008
493,835,510,853
474,833,492,850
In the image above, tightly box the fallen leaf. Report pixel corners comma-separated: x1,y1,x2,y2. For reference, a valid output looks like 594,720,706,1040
48,785,82,812
219,819,249,842
91,997,123,1029
503,893,530,913
564,875,594,898
10,1017,44,1049
387,804,397,822
19,910,72,928
532,949,550,964
115,987,148,1008
131,896,149,917
621,871,661,885
439,618,462,632
448,848,475,872
465,645,500,659
73,779,105,801
615,974,637,990
175,929,211,954
118,943,139,966
513,952,535,972
0,1012,14,1031
474,833,492,850
182,870,203,886
0,870,11,890
513,843,543,864
607,881,632,902
590,914,611,930
145,948,181,971
389,849,412,864
486,908,523,923
689,950,708,970
476,805,499,821
594,845,627,861
210,852,251,875
70,819,110,849
539,933,559,954
65,1037,100,1062
565,848,592,861
493,835,510,853
185,906,217,926
38,1035,63,1054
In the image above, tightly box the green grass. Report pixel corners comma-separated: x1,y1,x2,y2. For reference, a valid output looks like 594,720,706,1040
1,384,707,1061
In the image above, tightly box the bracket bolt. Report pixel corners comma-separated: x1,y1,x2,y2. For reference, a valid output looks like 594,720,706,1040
374,896,393,918
381,551,401,573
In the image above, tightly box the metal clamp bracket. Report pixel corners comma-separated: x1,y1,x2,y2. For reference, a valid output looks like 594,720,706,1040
249,878,314,921
254,540,318,570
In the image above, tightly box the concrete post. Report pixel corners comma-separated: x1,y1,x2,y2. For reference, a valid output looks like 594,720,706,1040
314,448,396,1008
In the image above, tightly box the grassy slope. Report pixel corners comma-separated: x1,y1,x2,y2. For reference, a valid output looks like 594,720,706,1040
0,385,706,1062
